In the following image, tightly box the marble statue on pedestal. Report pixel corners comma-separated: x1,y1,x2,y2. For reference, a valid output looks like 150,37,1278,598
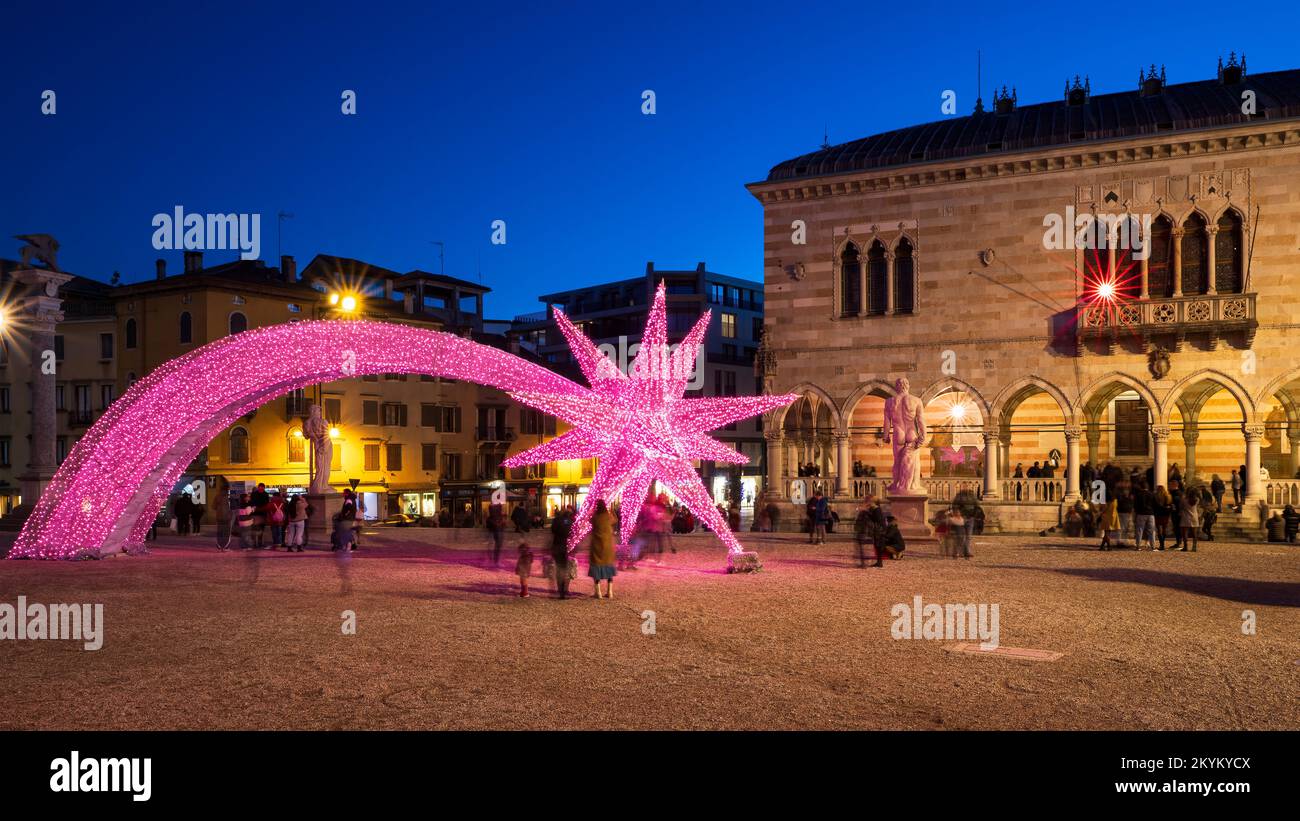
883,377,927,495
304,404,334,494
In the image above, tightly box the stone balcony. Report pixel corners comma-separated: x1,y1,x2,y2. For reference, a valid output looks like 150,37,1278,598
1075,292,1257,350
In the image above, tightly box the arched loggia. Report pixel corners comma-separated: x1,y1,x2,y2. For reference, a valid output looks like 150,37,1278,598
11,321,586,559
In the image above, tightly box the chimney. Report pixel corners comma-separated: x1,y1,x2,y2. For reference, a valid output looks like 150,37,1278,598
280,254,297,282
183,250,203,273
155,259,166,280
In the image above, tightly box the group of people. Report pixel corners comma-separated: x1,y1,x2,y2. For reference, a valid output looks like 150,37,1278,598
1076,477,1207,552
169,492,206,536
1012,459,1058,479
226,483,314,551
508,492,687,600
851,496,905,568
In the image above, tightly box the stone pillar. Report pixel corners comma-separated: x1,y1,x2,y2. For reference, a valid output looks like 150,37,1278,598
1182,428,1199,483
1085,418,1101,467
1064,424,1082,501
1152,424,1170,490
1172,229,1184,297
765,431,784,499
981,431,1000,499
1205,225,1218,296
10,269,73,522
1139,249,1150,299
834,433,850,497
885,251,896,315
1243,423,1265,504
1288,429,1300,478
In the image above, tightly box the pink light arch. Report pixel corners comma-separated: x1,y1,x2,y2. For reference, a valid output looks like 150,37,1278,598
10,321,587,559
11,317,789,562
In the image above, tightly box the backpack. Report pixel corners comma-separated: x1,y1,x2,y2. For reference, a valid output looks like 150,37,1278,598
271,504,286,524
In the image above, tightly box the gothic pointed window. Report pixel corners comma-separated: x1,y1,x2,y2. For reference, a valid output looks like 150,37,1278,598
894,238,915,314
839,243,861,317
1180,213,1208,295
1215,210,1244,294
867,240,888,315
1148,216,1173,297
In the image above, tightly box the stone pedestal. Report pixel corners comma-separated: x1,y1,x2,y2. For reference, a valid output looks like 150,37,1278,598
886,494,938,543
306,492,345,538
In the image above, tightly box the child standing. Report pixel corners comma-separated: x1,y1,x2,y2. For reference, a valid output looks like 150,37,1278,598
515,542,534,598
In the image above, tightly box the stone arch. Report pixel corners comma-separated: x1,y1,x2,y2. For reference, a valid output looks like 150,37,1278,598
840,379,897,434
1254,369,1300,417
772,381,842,431
990,376,1077,428
10,321,592,559
1164,368,1255,424
1077,372,1164,424
920,377,991,422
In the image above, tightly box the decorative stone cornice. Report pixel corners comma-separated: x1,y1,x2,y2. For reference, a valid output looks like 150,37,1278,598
1064,424,1083,440
1243,423,1266,440
746,120,1300,204
1151,424,1171,442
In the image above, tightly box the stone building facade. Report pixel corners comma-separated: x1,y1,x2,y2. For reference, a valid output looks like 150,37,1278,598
748,59,1300,533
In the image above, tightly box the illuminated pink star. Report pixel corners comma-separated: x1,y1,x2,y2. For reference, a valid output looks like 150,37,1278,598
503,282,797,554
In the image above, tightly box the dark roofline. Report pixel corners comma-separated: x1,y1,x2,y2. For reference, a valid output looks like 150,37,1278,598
761,66,1300,185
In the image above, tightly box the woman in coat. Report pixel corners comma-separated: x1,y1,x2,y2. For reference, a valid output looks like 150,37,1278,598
588,500,617,599
1098,497,1120,551
1178,491,1200,552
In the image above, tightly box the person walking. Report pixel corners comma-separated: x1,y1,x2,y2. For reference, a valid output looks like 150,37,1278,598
954,489,978,558
189,497,205,536
588,500,617,599
284,494,308,552
1098,497,1120,551
1230,469,1243,511
175,493,192,536
486,502,506,567
514,542,534,598
1115,483,1134,548
1153,485,1172,550
1210,474,1226,512
1179,490,1200,552
511,503,531,534
1169,481,1186,550
853,497,883,568
550,508,574,598
1133,481,1157,551
810,491,829,545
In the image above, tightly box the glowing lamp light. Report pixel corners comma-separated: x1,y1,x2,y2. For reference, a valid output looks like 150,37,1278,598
340,295,357,312
328,293,341,306
1095,280,1116,301
949,403,968,423
329,426,341,439
291,429,303,438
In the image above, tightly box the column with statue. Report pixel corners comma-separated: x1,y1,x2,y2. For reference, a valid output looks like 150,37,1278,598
304,404,345,536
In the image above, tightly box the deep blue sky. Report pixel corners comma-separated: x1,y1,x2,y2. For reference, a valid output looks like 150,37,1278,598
5,0,1298,318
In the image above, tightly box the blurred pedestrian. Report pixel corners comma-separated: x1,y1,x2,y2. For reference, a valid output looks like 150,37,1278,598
515,542,534,598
